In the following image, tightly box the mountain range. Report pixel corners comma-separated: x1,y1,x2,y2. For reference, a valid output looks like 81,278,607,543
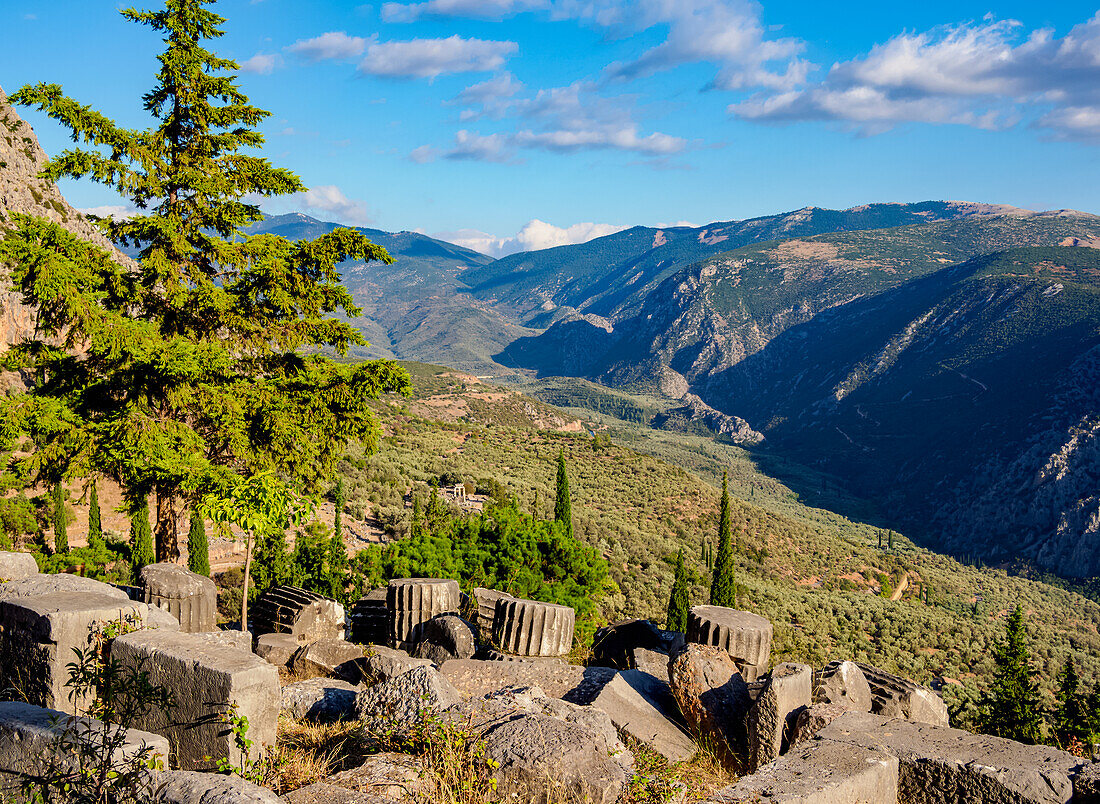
250,203,1100,578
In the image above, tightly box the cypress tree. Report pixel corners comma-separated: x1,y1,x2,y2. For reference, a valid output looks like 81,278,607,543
700,539,707,564
187,509,210,577
51,482,68,554
130,502,155,576
1052,657,1087,748
410,495,424,540
666,548,690,632
554,448,572,538
87,482,104,552
710,472,736,607
978,605,1042,743
334,477,345,544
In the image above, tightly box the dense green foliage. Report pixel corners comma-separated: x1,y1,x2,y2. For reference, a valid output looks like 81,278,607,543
666,549,689,632
710,473,735,607
554,449,573,538
978,606,1044,743
0,0,409,566
129,503,154,576
187,509,209,577
51,482,67,554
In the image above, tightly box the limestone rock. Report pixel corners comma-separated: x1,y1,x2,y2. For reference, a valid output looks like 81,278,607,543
590,669,696,763
791,702,850,747
290,638,364,681
747,662,812,770
254,632,299,668
819,711,1084,804
815,660,872,712
140,563,217,633
687,606,772,681
353,665,460,733
472,587,512,641
668,644,750,763
492,596,574,657
281,678,360,723
0,573,130,601
1075,762,1100,802
327,752,430,800
412,614,477,665
250,586,345,644
0,552,37,582
714,737,899,804
855,663,949,726
152,770,282,804
387,578,460,650
112,629,279,770
592,618,684,671
354,645,433,684
633,647,676,684
348,588,388,647
442,657,616,703
281,782,391,804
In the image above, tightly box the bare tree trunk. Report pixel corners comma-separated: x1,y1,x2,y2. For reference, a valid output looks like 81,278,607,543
241,530,253,632
155,491,181,563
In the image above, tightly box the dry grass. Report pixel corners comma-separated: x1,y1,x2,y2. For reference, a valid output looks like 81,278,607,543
620,737,736,804
273,717,374,794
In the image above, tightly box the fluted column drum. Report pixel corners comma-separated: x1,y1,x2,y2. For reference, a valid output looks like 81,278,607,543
492,597,574,657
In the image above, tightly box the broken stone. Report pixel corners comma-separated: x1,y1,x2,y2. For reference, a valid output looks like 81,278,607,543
0,552,38,582
686,606,773,681
747,662,812,770
254,632,299,668
250,586,345,644
281,678,360,723
633,647,676,683
1075,762,1100,803
492,596,574,657
590,669,696,763
112,629,279,771
0,573,130,601
353,644,433,684
819,711,1084,804
290,638,364,681
855,663,949,726
815,660,872,712
387,578,461,651
348,588,388,647
152,770,282,803
791,702,850,747
472,587,512,642
442,657,616,703
281,782,390,804
412,614,477,665
140,563,217,633
668,643,751,763
714,736,899,804
592,618,684,670
327,752,430,800
353,665,461,733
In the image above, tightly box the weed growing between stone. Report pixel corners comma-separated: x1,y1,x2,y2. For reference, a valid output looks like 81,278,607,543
274,717,373,793
619,735,734,804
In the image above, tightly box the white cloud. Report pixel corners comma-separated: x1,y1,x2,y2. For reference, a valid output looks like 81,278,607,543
239,53,281,74
453,73,524,120
437,219,628,257
289,31,370,61
382,0,546,22
358,36,518,79
731,13,1100,141
79,205,138,221
515,126,684,154
260,185,373,226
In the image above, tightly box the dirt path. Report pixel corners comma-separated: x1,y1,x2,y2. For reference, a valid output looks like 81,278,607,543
890,571,910,601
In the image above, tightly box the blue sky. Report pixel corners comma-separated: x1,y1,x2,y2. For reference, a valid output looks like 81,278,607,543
3,0,1100,255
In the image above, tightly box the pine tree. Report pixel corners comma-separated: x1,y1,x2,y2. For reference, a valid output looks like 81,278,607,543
333,477,345,544
51,482,68,554
410,495,424,540
130,502,155,576
1052,657,1088,748
554,448,573,538
1,0,409,565
187,509,210,577
666,548,690,632
978,605,1043,743
87,482,104,552
710,472,736,607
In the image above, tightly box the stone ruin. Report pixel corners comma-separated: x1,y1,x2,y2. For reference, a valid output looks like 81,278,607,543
0,554,1096,804
140,562,217,633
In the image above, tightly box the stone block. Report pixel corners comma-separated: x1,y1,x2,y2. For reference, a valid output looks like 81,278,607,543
353,665,460,733
326,752,430,800
0,701,169,800
348,588,387,646
687,606,772,680
819,711,1084,804
747,662,812,770
112,629,279,771
254,632,299,668
590,669,696,763
633,647,674,683
0,573,130,601
152,770,282,803
791,702,850,747
492,596,574,657
290,638,364,681
472,587,512,642
668,644,751,763
592,618,683,670
815,660,872,712
855,663,949,726
714,737,899,804
413,614,477,665
387,578,460,650
350,644,433,685
250,586,345,644
0,589,159,713
442,658,617,703
281,782,388,804
140,563,217,633
199,629,251,653
1076,762,1100,802
0,552,38,582
281,678,360,723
